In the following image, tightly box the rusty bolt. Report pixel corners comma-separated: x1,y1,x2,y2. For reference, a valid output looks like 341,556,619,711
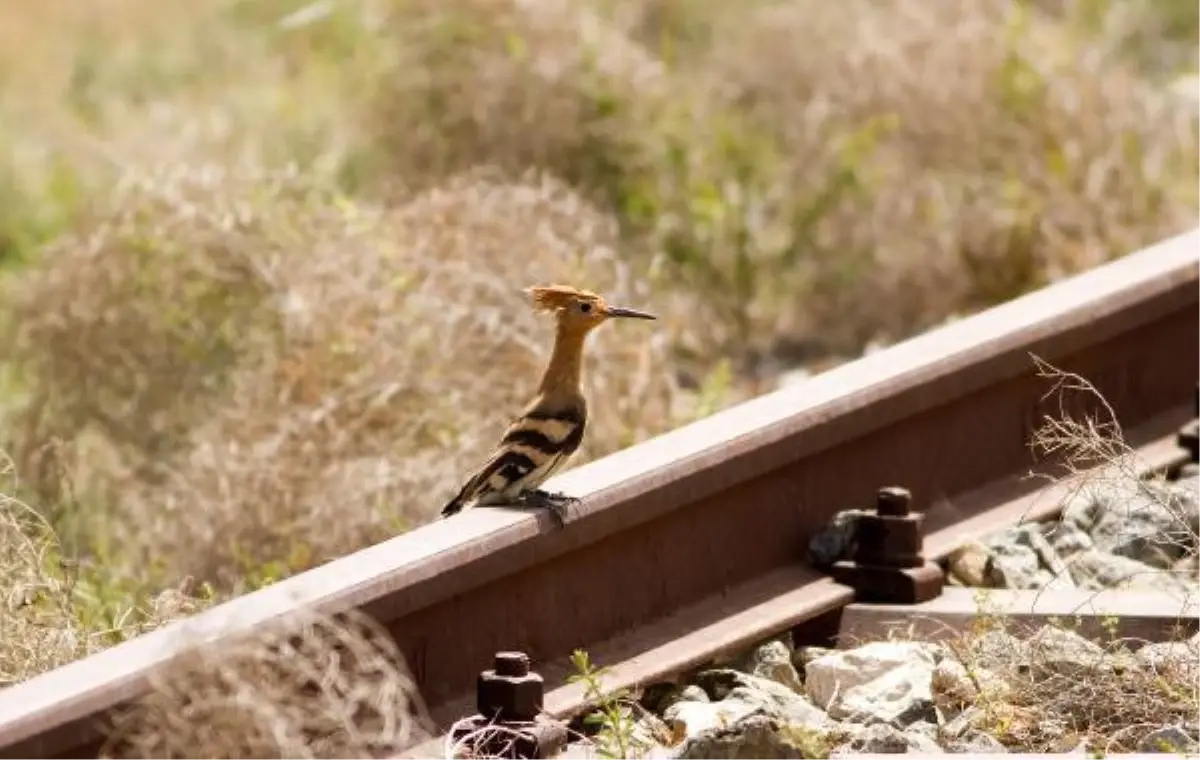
478,651,544,722
459,652,566,759
494,651,531,677
875,486,912,517
854,486,925,568
830,485,944,604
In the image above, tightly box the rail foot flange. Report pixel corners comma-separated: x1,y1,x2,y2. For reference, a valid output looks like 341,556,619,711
827,486,946,603
450,651,568,759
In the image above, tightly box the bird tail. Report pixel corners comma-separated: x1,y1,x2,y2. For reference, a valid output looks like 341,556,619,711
441,483,471,517
441,495,464,517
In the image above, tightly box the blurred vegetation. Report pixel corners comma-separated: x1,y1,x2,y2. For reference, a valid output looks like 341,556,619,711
0,0,1196,686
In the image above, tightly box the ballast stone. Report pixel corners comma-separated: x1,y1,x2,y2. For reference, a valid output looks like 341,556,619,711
691,669,830,728
666,669,831,760
670,714,809,759
739,639,805,695
804,641,940,726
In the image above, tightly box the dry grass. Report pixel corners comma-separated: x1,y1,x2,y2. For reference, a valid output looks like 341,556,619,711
369,0,1198,366
0,454,201,687
691,0,1197,357
102,608,435,759
936,358,1200,752
3,164,680,592
1028,357,1199,583
5,459,430,758
937,621,1199,753
0,0,1196,734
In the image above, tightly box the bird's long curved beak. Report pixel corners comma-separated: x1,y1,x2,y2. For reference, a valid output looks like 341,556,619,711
606,305,657,320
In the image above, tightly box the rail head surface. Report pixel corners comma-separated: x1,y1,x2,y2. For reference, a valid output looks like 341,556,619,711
0,229,1197,757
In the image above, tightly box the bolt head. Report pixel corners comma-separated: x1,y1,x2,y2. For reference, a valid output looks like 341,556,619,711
855,511,924,567
479,652,544,722
876,486,912,516
478,670,544,722
494,651,530,677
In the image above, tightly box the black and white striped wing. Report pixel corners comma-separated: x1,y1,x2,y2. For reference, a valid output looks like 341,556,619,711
440,404,586,515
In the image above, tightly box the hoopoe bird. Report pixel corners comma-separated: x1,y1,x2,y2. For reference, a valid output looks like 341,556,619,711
440,284,656,525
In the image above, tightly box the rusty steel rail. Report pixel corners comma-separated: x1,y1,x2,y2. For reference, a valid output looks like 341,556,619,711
432,425,1190,758
0,230,1197,758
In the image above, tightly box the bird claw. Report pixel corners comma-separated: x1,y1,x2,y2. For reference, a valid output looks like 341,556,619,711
520,489,579,527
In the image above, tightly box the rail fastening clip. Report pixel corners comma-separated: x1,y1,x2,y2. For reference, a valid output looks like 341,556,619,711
829,486,946,604
448,651,568,759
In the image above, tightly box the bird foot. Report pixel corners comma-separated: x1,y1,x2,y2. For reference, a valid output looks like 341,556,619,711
519,489,580,527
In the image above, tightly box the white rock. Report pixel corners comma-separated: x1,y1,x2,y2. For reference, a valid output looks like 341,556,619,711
793,646,834,671
984,525,1074,590
1137,724,1198,754
945,728,1008,754
1044,522,1094,560
833,723,908,754
671,713,812,759
833,722,945,755
968,629,1027,670
984,539,1042,588
947,541,991,586
741,639,804,695
1068,548,1193,593
837,664,937,726
1072,480,1194,568
1027,625,1111,678
805,641,938,725
629,711,674,755
1060,483,1108,531
905,721,947,754
665,700,758,741
729,684,829,729
691,670,830,729
1135,641,1199,684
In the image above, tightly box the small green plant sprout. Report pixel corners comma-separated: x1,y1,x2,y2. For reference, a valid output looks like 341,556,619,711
567,648,650,759
969,585,1007,636
1098,613,1121,643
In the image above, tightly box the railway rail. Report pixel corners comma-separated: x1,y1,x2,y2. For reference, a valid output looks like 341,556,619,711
0,229,1197,759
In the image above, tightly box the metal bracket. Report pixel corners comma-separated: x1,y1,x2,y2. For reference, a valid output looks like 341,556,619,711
829,486,946,604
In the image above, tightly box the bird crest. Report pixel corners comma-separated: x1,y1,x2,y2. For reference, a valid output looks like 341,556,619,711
526,284,601,314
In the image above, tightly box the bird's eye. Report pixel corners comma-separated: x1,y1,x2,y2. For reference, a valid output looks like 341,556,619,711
579,302,592,313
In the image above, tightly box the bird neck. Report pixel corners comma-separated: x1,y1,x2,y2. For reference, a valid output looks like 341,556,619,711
537,322,589,398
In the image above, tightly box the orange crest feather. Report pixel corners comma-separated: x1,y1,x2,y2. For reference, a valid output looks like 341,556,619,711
527,284,601,313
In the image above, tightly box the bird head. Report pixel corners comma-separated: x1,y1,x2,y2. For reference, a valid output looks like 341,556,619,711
526,284,656,333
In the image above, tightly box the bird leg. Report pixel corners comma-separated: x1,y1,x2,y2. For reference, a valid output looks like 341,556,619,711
519,488,579,526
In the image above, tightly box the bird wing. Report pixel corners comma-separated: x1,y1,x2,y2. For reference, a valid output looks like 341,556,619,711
498,400,586,461
441,397,586,516
444,443,540,510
